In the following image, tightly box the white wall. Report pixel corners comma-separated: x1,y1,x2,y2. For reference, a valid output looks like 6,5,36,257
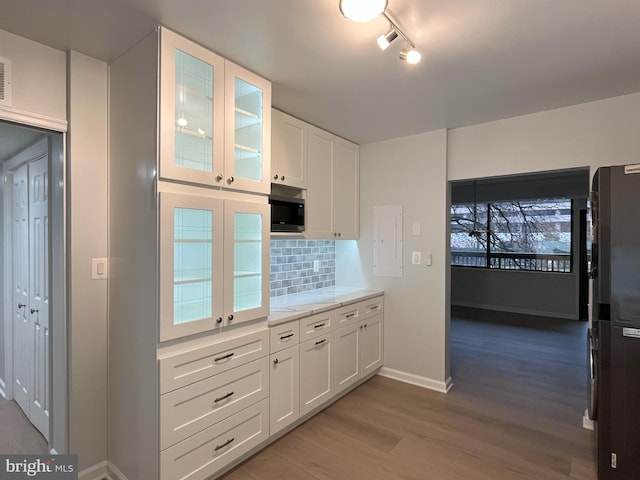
0,29,66,122
348,129,451,391
448,93,640,181
67,51,109,470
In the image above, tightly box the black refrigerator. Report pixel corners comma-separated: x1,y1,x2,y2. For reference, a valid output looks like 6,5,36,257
590,164,640,479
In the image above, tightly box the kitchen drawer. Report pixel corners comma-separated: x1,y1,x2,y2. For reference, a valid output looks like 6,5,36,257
160,357,269,449
299,310,334,343
270,321,300,353
160,399,269,480
360,296,384,320
335,302,361,328
159,329,269,394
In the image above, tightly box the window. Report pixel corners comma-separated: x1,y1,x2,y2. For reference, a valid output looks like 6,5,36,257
451,198,572,272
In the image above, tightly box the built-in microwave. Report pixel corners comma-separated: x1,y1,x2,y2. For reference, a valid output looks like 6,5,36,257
269,195,305,232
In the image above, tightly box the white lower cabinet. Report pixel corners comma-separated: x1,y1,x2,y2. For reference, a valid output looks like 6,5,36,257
335,313,384,395
299,332,334,416
160,357,269,449
159,329,271,480
269,346,300,435
160,399,269,480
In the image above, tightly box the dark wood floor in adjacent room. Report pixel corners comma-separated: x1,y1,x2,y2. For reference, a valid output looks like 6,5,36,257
222,307,597,480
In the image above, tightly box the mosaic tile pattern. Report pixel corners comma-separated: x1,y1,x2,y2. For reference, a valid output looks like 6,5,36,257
270,240,336,297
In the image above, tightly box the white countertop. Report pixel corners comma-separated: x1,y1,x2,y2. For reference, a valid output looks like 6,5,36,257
268,286,383,326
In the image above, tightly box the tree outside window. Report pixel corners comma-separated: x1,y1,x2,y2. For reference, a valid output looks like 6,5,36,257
451,198,572,272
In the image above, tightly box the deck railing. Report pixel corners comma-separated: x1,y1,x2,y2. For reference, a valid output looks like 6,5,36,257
451,251,571,273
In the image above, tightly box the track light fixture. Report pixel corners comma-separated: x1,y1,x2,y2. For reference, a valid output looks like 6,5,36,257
339,0,388,22
399,46,421,65
339,0,421,64
377,28,398,50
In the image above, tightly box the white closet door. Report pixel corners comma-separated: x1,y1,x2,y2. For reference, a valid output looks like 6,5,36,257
12,164,31,415
28,155,49,440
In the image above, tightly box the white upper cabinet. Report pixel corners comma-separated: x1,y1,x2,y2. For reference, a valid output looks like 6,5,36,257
224,61,271,195
160,30,225,187
223,200,270,325
159,28,271,195
271,109,307,189
306,125,359,239
159,191,269,342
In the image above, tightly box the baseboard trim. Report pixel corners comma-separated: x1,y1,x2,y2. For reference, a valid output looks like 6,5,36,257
379,367,451,393
452,301,577,320
582,409,594,431
78,461,110,480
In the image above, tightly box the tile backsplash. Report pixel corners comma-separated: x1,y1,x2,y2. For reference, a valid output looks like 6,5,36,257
270,239,335,297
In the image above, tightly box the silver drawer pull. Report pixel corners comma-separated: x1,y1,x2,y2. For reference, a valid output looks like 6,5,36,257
369,305,379,310
213,352,234,363
315,339,327,346
280,333,294,340
345,313,356,318
314,323,326,329
214,437,235,452
214,391,234,403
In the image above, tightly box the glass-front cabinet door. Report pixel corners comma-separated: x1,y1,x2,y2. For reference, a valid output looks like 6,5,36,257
160,28,225,187
224,61,271,195
159,192,224,341
224,201,270,325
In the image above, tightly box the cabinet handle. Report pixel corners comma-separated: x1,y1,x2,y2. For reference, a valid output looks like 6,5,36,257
273,358,279,365
280,333,294,340
281,175,285,181
216,174,223,182
345,313,356,318
214,391,234,403
30,308,39,314
359,325,363,330
227,314,234,321
214,437,235,452
227,176,234,184
364,323,368,329
333,232,337,237
369,305,379,310
314,323,326,329
216,317,223,324
17,303,26,309
273,174,279,180
213,352,234,362
315,339,327,346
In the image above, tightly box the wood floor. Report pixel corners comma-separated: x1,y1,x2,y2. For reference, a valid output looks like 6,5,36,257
0,396,48,454
222,308,597,480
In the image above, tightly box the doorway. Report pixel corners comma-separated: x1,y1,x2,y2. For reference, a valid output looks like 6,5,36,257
1,119,65,452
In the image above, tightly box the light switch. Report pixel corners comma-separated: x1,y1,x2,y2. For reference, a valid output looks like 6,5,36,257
412,251,421,265
412,223,421,236
426,253,433,266
92,258,108,280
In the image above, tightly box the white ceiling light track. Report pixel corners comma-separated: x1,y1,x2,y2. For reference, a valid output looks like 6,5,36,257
339,0,421,64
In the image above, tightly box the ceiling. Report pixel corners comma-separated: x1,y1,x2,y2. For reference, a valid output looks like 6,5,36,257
1,0,639,145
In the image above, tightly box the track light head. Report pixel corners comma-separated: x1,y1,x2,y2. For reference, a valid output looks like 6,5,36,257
377,29,399,50
399,47,421,64
339,0,388,22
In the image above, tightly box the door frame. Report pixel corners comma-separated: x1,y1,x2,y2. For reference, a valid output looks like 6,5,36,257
0,112,67,454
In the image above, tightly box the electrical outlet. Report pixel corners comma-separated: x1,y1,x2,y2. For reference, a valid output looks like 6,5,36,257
412,252,421,265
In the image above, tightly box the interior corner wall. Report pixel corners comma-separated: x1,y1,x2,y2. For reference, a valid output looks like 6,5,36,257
357,129,450,389
0,29,66,121
68,50,108,470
